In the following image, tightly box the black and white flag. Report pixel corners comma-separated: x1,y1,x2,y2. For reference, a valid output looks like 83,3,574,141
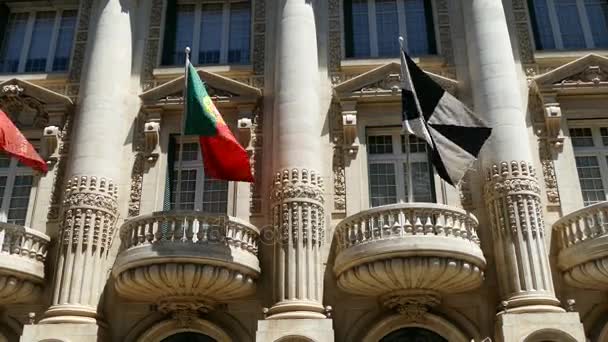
400,39,492,186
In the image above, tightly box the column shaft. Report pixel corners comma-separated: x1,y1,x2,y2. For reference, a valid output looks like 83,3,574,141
462,0,563,312
267,0,326,319
42,0,134,324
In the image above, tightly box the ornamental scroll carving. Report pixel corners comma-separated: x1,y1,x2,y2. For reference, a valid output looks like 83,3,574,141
271,168,325,247
250,106,264,214
484,161,544,237
61,176,119,252
67,0,94,96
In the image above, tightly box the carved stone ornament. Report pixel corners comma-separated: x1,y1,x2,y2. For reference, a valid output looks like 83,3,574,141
0,84,49,129
249,106,264,214
381,289,441,322
330,104,347,213
158,297,215,326
271,168,325,246
144,121,160,162
61,176,119,252
558,65,608,85
42,126,60,165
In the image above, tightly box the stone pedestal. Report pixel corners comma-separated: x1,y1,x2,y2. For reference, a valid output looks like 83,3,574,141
21,323,106,342
256,319,335,342
495,313,585,342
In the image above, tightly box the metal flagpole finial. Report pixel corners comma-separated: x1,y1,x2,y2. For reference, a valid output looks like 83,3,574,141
398,36,405,49
185,46,191,60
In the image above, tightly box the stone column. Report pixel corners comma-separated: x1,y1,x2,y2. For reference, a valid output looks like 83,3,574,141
40,0,134,324
265,0,327,320
462,0,562,313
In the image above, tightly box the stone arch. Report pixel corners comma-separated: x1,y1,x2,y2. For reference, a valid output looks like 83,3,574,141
275,336,315,342
135,318,232,342
361,313,473,342
524,329,579,342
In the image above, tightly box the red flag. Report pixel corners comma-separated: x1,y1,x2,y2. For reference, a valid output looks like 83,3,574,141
0,110,47,173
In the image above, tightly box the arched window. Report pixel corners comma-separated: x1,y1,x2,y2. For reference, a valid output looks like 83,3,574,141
344,0,437,58
161,332,217,342
528,0,608,50
380,328,447,342
162,0,251,66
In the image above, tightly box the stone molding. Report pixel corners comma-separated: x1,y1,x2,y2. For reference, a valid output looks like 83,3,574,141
554,201,608,290
512,0,536,65
0,223,50,305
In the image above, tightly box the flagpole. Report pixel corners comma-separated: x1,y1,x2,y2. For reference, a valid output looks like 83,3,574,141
175,46,191,211
399,37,414,203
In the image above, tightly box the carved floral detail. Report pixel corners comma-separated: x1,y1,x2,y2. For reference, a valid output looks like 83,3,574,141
271,168,325,246
61,176,119,251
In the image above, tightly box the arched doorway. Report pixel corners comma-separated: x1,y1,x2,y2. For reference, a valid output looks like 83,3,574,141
161,332,217,342
381,328,447,342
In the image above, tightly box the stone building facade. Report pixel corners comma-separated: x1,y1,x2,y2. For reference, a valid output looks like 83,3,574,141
0,0,605,341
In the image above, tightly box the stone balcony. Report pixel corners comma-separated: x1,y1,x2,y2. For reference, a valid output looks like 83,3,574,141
0,222,50,304
333,203,486,316
554,202,608,290
112,211,260,315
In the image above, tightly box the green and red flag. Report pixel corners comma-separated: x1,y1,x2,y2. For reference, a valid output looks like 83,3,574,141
184,62,254,182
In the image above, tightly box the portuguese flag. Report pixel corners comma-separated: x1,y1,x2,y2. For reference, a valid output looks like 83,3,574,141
184,62,254,182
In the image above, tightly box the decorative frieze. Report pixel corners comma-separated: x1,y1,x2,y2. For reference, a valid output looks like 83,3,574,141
48,116,72,220
61,176,119,252
271,168,325,246
434,0,455,70
328,0,342,72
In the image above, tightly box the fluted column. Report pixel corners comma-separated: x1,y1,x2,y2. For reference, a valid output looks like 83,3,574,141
41,0,134,324
266,0,326,319
462,0,563,313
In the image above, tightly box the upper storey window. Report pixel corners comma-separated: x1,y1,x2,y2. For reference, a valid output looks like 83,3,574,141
162,0,251,66
529,0,608,50
0,8,77,73
367,129,435,207
344,0,437,59
570,127,608,206
0,153,35,226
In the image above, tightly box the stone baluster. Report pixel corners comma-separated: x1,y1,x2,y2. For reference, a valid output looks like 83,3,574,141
265,0,327,320
40,0,134,324
462,0,562,313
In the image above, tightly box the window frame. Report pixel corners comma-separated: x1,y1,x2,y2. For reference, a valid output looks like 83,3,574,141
160,0,253,67
0,5,78,74
366,126,436,206
0,153,37,226
568,123,608,206
343,0,438,59
171,136,235,214
529,0,605,50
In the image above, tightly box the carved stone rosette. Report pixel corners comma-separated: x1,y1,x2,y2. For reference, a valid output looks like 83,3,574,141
42,176,119,324
267,168,327,319
484,161,562,313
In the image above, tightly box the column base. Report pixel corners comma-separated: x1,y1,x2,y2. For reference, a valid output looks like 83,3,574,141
257,318,334,342
265,300,327,320
21,323,106,342
498,293,565,314
39,304,101,324
495,312,585,342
